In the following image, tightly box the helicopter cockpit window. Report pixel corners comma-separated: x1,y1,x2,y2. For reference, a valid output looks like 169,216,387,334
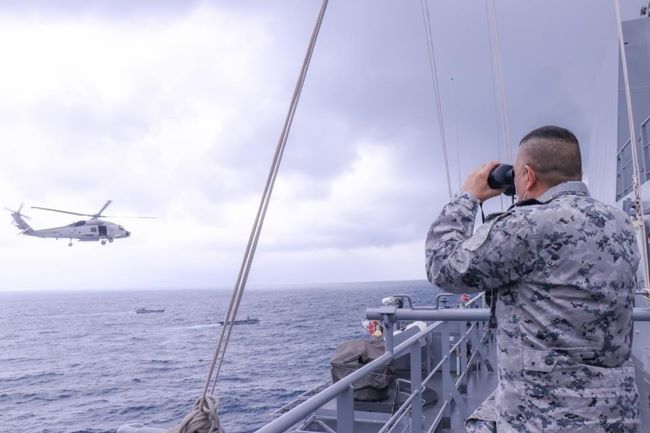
72,220,86,227
90,227,97,233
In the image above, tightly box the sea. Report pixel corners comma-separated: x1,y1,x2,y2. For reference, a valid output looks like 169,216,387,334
0,280,448,433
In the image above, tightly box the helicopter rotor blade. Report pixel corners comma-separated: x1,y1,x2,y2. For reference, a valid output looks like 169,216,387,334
94,200,113,218
101,215,157,219
31,206,92,217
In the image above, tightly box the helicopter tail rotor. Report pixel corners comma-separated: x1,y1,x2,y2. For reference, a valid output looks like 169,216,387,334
6,204,33,233
5,203,31,220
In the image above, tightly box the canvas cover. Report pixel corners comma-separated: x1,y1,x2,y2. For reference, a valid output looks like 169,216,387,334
330,338,393,401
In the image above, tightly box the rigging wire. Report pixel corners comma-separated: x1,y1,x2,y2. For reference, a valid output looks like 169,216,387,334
451,77,462,191
484,0,510,212
614,0,650,295
168,2,330,432
209,0,329,395
419,0,453,198
485,0,513,165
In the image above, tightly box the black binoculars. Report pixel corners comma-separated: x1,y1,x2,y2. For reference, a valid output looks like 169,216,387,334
487,164,515,196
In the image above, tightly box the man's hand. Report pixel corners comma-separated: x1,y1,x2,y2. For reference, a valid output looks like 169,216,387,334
462,161,503,202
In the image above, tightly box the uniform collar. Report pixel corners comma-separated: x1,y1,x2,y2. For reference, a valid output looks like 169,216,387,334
535,181,590,203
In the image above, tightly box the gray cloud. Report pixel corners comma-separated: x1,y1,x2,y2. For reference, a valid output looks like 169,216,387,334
0,0,644,290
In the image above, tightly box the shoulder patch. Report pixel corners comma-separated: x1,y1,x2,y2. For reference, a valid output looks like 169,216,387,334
463,218,499,252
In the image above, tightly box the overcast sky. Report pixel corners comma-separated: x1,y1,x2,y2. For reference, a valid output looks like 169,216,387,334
0,1,645,291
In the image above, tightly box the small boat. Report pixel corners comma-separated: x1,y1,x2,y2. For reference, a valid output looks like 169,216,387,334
136,308,165,314
217,316,259,325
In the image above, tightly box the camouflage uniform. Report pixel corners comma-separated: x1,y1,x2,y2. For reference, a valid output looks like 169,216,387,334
425,181,640,433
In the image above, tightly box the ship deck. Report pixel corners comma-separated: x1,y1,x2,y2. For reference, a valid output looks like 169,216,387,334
438,358,497,433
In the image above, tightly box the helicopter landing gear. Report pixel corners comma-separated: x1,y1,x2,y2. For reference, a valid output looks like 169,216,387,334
108,237,114,243
68,240,73,247
101,239,107,245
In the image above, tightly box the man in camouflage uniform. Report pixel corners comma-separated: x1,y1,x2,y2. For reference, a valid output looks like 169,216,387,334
425,126,640,432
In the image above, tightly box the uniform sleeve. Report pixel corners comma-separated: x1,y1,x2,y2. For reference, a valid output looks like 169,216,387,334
425,192,533,293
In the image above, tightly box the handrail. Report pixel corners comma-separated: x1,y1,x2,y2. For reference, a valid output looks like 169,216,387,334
255,301,650,433
620,112,650,148
618,137,632,157
256,300,488,433
641,113,650,130
434,292,454,309
617,115,650,200
367,307,650,322
255,317,446,433
255,350,392,433
463,292,486,308
376,387,419,433
368,307,489,321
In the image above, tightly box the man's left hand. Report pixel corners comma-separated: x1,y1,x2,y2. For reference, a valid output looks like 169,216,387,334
462,161,503,202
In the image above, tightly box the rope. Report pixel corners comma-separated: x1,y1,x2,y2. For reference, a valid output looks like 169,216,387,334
168,396,220,433
209,0,329,396
419,0,453,198
451,77,462,191
485,0,513,164
614,0,650,294
167,2,329,432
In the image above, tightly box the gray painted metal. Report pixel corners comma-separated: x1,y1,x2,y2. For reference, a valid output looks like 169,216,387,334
366,307,650,322
410,341,423,433
255,351,392,433
434,293,455,309
440,325,452,429
255,308,490,433
336,386,354,433
618,18,650,151
255,317,459,433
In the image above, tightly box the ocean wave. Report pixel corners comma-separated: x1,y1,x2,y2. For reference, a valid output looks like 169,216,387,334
1,282,436,432
0,371,64,383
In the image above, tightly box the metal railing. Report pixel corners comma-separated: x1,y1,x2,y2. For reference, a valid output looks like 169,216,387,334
256,298,650,433
117,300,650,433
255,294,493,433
617,114,650,200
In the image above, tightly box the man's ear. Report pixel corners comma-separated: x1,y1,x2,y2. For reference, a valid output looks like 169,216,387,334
525,164,536,190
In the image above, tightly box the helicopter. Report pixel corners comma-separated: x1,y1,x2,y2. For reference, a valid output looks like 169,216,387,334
5,200,154,246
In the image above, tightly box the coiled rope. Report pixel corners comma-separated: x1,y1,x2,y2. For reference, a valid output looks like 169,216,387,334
613,0,650,294
419,0,453,198
167,2,329,432
168,396,219,433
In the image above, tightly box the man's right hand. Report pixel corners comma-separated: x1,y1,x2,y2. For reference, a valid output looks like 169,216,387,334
462,161,503,202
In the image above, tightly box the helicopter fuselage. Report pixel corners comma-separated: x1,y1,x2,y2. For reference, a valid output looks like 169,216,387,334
7,201,146,246
17,218,130,246
29,219,130,242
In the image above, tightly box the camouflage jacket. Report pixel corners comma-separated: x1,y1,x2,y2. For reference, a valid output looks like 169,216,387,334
425,181,640,433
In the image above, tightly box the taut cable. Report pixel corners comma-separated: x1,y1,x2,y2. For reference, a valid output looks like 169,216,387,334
167,2,330,432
